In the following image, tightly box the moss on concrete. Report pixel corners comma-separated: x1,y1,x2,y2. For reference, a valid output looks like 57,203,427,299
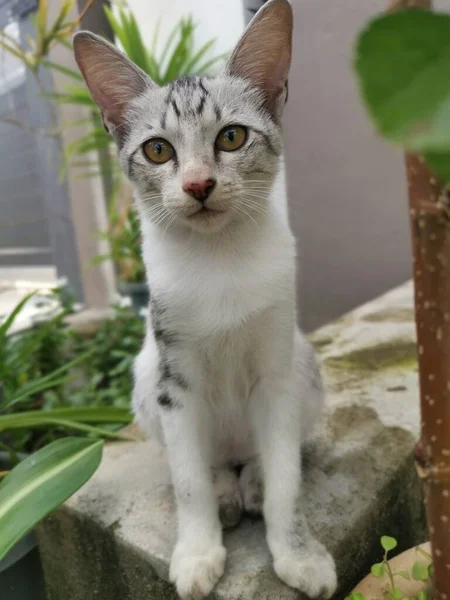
325,340,417,378
361,307,414,323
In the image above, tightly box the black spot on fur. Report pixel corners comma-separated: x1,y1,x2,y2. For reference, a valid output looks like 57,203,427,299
213,104,222,121
252,127,279,156
171,99,181,118
199,79,209,96
160,363,189,391
157,392,175,408
196,94,207,116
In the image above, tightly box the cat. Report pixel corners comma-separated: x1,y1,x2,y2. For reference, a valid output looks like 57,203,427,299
73,1,337,598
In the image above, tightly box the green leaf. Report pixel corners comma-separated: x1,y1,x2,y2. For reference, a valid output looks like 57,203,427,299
0,292,35,341
390,589,403,600
3,351,92,410
371,562,385,578
381,536,398,552
396,571,411,581
42,59,83,81
412,561,429,581
418,592,428,600
0,437,103,559
349,593,365,600
0,409,133,440
354,11,450,154
423,151,450,182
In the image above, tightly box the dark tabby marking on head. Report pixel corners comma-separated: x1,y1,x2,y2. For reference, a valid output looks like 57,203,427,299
213,104,222,121
252,127,279,156
157,391,176,408
171,99,181,118
196,94,207,116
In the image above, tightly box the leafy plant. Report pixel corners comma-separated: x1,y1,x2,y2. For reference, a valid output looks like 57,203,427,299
0,0,93,74
94,196,146,284
0,437,103,559
354,9,450,182
0,291,139,560
0,292,138,458
347,536,433,600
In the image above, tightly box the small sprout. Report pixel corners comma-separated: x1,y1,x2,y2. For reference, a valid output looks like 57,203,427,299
349,593,366,600
412,561,429,582
390,588,403,600
382,536,398,552
396,571,411,581
371,562,385,578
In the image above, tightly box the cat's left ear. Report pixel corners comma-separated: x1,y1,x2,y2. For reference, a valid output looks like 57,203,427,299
226,0,292,117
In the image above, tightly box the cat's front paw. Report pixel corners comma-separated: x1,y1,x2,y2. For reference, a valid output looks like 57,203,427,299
273,547,337,599
170,542,226,600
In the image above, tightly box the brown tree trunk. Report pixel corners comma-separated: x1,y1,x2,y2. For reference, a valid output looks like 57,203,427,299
388,1,450,598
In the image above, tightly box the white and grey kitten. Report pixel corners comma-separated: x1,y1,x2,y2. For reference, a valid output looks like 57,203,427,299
74,1,337,598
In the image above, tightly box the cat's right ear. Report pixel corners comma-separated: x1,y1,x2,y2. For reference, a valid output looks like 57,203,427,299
73,31,152,136
226,0,292,118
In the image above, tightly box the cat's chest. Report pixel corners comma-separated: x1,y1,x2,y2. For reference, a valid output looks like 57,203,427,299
147,243,294,335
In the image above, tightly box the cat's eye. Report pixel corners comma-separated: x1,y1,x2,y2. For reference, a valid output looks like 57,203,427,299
215,125,247,152
143,138,175,164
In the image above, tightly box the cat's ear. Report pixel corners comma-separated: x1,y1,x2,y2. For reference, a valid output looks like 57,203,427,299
226,0,292,116
73,31,152,136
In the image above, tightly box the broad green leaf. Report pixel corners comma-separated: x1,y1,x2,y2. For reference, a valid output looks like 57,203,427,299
381,536,398,552
423,151,450,183
412,561,429,582
354,11,450,153
418,591,428,600
0,437,103,559
390,589,403,600
371,562,385,578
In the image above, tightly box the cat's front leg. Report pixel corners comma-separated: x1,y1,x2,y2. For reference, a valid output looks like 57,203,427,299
250,374,337,598
250,313,337,599
159,388,225,600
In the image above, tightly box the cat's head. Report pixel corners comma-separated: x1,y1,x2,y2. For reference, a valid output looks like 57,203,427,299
73,0,292,234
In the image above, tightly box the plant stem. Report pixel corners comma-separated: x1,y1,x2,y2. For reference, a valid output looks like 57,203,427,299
384,556,396,590
387,3,450,599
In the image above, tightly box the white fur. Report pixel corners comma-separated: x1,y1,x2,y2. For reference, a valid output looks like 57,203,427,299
133,175,336,599
74,1,337,597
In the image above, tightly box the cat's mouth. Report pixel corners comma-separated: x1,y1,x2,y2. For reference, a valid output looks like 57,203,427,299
188,206,225,219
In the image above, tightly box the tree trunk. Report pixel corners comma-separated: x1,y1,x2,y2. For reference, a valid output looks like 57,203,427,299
388,1,450,598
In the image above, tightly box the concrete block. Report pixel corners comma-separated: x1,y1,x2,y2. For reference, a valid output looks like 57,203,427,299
37,282,427,599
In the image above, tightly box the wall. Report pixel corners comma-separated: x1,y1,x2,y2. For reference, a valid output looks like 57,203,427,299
285,0,414,330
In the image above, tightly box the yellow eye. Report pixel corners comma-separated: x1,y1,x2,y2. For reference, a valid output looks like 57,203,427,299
143,138,175,164
215,125,247,152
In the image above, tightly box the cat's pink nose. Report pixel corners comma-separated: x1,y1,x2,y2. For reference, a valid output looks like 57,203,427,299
183,178,216,203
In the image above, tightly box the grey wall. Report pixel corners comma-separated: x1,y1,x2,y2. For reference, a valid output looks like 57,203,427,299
0,2,83,298
284,0,412,331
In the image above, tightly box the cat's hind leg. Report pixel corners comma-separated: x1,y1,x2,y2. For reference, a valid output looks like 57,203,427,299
213,468,243,529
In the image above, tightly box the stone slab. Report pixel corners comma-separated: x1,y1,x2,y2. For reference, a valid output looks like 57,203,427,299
37,281,427,599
